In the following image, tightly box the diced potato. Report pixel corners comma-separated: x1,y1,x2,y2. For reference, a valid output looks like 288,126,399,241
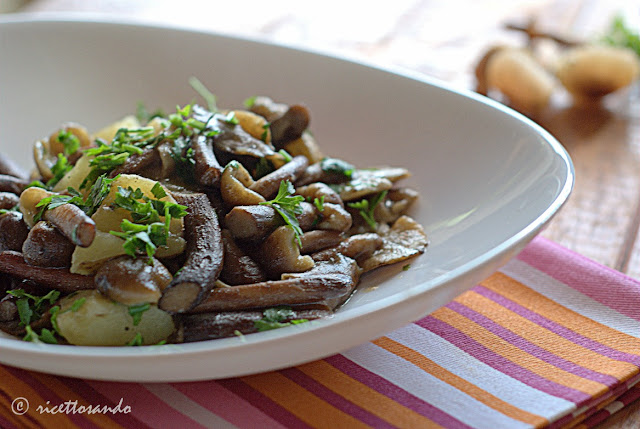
55,290,175,346
52,154,92,194
71,231,129,274
92,115,141,142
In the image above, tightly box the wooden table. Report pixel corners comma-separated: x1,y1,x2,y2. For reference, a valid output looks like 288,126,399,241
9,0,640,427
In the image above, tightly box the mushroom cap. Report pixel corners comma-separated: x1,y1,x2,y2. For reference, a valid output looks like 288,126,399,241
95,256,172,305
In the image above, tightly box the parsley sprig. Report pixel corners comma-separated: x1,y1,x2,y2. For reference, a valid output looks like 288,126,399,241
34,174,116,223
347,190,388,230
254,306,309,332
109,182,187,261
259,180,305,246
7,289,60,327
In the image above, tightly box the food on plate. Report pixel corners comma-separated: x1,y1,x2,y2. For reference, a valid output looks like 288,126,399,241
0,83,427,346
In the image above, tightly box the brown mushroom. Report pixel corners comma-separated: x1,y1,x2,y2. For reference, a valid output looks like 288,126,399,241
257,226,314,278
313,233,384,266
95,256,172,305
0,251,94,292
220,229,267,286
109,146,159,178
180,308,332,342
296,183,343,207
0,192,20,210
192,135,223,187
300,230,344,254
0,154,28,180
191,253,360,313
225,202,317,242
43,203,96,248
0,212,29,252
22,221,75,268
270,105,311,148
0,174,30,195
247,96,288,122
249,155,309,199
315,203,352,232
220,161,265,207
158,192,224,313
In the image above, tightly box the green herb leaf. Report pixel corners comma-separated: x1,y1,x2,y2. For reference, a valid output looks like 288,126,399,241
347,190,388,230
243,95,257,108
128,303,150,326
602,15,640,57
8,289,60,326
259,181,305,246
254,306,309,332
126,333,144,346
56,130,81,156
313,196,325,212
189,77,218,112
320,158,355,178
70,298,86,312
46,153,73,188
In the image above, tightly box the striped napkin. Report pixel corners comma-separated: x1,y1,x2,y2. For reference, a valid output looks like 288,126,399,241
1,236,639,429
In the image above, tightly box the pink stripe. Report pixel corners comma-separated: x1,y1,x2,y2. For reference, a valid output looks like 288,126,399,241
279,367,396,428
217,378,313,429
417,316,592,404
171,380,285,428
474,285,640,365
0,387,27,429
86,380,205,428
517,237,640,321
447,301,620,386
325,355,473,428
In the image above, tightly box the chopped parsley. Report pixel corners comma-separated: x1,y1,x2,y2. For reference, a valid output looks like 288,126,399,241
313,196,325,212
189,76,218,112
254,157,275,179
259,180,305,246
128,303,151,326
23,326,58,344
254,306,309,332
46,153,73,188
347,190,388,230
56,129,81,156
320,157,355,178
109,183,188,261
7,289,60,327
602,15,640,57
126,333,144,346
243,95,257,108
34,174,116,223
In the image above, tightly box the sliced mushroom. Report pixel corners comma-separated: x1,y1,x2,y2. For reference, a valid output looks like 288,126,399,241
0,212,29,252
191,253,360,313
108,145,160,178
224,202,317,242
220,161,265,207
0,250,94,292
180,308,332,342
0,174,30,195
44,203,96,248
358,216,428,272
300,230,344,254
315,203,352,232
220,229,267,286
0,294,18,322
247,96,288,122
159,192,224,313
313,233,383,266
257,226,314,278
374,188,420,224
283,132,324,164
331,167,413,202
0,192,20,211
212,114,276,159
232,110,272,144
249,155,309,199
296,183,343,207
95,256,172,305
295,162,352,187
22,221,75,268
192,135,223,187
270,105,311,148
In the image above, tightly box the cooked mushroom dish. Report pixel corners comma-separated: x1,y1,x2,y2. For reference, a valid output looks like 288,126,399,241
0,86,427,346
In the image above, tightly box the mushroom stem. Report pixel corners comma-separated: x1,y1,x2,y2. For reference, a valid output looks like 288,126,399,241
193,135,223,187
0,154,28,180
43,203,96,248
0,174,30,195
159,192,224,313
249,155,309,199
109,146,158,178
190,254,360,313
0,250,94,292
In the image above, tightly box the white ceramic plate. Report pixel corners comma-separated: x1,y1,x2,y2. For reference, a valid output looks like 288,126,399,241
0,15,573,382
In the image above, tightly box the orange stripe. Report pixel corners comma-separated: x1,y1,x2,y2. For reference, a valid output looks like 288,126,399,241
482,273,640,356
456,291,638,380
241,371,370,429
27,371,122,429
373,336,548,428
431,307,608,396
296,360,442,429
560,393,622,429
0,366,74,428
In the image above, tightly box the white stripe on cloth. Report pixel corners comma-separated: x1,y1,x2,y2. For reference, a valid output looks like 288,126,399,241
387,324,575,421
499,259,640,338
143,383,237,429
342,342,532,429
